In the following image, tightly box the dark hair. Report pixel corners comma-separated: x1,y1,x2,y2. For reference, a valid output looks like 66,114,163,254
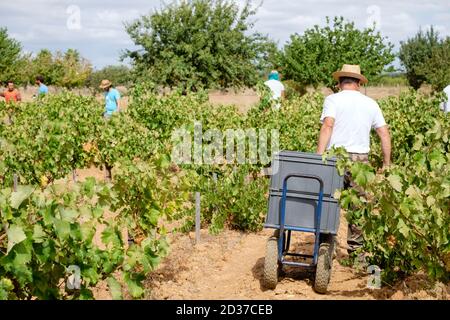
339,77,360,85
7,80,14,84
36,75,44,83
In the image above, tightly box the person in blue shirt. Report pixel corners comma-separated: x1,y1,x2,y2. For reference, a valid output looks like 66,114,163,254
35,76,49,96
99,79,121,118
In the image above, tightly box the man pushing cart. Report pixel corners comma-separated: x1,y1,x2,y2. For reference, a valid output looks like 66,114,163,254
262,65,391,294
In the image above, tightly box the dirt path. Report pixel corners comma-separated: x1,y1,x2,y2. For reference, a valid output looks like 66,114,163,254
145,229,446,300
145,220,375,300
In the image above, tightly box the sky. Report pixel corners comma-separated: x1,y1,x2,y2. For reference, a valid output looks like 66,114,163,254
1,0,449,69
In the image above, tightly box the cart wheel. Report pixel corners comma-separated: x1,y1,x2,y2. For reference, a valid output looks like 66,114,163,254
263,237,279,290
314,243,332,294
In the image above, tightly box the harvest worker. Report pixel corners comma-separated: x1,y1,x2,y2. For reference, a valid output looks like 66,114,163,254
264,70,285,110
316,64,392,255
0,81,22,103
99,79,121,118
35,76,49,96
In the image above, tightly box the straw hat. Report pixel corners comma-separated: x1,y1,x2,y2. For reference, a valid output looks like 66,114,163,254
99,79,112,89
332,64,368,84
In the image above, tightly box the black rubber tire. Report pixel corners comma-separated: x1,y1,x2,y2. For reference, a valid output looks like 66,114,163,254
314,243,332,294
263,237,279,290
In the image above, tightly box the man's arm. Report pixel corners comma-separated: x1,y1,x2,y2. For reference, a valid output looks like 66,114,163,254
0,92,4,98
16,91,22,102
317,117,335,154
376,125,391,168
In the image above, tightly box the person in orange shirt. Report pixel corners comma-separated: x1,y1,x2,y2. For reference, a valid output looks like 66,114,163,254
0,81,22,103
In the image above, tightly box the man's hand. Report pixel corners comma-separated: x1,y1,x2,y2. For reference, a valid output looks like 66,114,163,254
376,125,392,168
317,117,335,154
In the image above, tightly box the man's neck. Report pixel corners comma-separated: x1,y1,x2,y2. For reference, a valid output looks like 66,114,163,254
340,86,359,92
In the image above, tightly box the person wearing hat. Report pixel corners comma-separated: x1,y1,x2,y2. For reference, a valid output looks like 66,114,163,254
316,64,392,255
100,79,121,118
264,70,285,110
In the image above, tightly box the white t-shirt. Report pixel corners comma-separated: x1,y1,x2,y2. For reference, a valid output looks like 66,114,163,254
320,90,387,154
265,80,285,100
443,85,450,113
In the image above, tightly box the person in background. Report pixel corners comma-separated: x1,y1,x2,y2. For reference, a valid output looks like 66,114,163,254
0,81,22,103
317,64,392,257
35,76,49,96
442,84,450,113
264,70,285,110
99,79,121,118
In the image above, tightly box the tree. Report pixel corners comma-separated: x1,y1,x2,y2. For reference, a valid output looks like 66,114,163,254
55,49,92,88
86,65,132,90
282,17,394,92
124,0,273,92
416,38,450,91
29,49,63,85
27,49,92,88
399,27,442,90
0,28,23,84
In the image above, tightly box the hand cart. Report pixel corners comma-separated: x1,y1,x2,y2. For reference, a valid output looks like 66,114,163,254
263,151,344,294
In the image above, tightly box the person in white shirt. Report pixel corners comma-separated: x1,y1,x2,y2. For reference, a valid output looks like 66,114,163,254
264,71,285,110
442,85,450,113
316,64,392,254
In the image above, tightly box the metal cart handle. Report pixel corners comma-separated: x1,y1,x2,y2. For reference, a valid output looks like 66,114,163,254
279,174,325,265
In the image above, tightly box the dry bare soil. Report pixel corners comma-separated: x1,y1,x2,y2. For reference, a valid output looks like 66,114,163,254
145,219,447,301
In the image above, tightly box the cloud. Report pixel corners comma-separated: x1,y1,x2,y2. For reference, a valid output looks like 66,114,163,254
0,0,448,68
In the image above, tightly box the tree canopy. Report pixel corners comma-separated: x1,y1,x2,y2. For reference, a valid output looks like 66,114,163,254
25,49,92,88
0,28,23,84
281,17,395,92
399,27,449,91
86,65,132,90
124,0,274,92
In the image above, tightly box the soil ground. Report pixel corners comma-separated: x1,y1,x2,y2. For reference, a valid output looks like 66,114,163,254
144,217,447,301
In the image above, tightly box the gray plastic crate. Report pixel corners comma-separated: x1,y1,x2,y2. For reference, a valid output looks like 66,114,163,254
271,151,343,198
265,192,341,234
265,151,344,234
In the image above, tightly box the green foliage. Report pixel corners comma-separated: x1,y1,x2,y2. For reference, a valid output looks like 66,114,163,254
27,49,62,85
0,28,23,84
86,65,132,90
0,179,168,299
124,0,273,91
415,38,450,92
26,49,92,88
0,93,102,185
200,166,269,234
0,93,158,185
371,74,408,87
399,27,448,90
282,16,394,92
331,93,450,283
